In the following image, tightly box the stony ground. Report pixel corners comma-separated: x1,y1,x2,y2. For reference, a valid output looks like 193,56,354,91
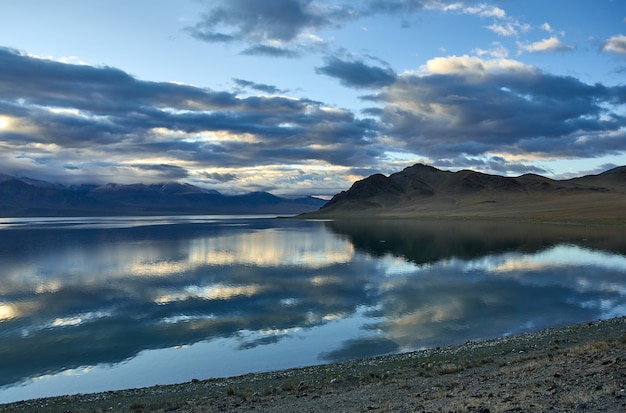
2,317,625,413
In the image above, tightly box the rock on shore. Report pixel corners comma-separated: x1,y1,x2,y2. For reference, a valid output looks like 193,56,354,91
2,317,625,413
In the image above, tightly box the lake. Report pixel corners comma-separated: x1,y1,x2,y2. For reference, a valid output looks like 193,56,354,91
1,215,626,403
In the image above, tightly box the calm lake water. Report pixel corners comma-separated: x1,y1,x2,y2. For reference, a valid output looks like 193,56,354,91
1,215,626,403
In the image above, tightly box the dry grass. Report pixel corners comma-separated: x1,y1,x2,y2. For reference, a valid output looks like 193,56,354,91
306,192,626,225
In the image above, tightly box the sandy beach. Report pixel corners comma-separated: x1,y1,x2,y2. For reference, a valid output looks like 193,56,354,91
2,316,625,413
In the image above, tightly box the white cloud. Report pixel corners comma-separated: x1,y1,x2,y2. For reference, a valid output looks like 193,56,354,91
473,43,509,59
464,3,506,19
424,55,532,76
435,2,463,12
487,21,531,36
603,34,626,56
429,1,505,18
518,36,575,53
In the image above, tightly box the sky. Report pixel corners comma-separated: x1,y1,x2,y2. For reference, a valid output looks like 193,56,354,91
1,0,626,197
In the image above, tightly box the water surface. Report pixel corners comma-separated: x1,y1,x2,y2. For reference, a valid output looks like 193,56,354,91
1,216,625,403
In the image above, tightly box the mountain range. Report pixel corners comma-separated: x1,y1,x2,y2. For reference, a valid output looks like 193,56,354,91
0,175,326,217
303,164,626,223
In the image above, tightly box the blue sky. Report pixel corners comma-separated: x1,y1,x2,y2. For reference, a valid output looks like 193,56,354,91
1,0,626,196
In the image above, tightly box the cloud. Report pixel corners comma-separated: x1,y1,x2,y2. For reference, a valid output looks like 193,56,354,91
427,1,532,38
602,34,626,56
240,44,301,58
187,0,348,45
367,55,626,162
518,36,576,53
424,54,532,75
233,78,286,94
3,44,625,193
432,156,549,176
462,3,506,19
131,164,190,180
189,0,314,43
486,21,531,36
0,47,378,192
185,0,535,73
186,0,449,54
316,56,397,88
473,43,509,59
200,171,239,182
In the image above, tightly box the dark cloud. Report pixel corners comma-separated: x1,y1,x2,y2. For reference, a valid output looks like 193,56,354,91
188,0,334,44
2,44,624,193
0,47,245,114
368,57,626,160
432,157,549,176
316,56,397,88
364,0,432,14
131,164,190,180
200,171,239,182
0,47,377,187
241,44,300,58
233,78,286,95
187,0,435,52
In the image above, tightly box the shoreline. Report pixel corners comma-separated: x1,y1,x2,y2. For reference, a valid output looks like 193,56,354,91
2,316,625,412
296,211,626,226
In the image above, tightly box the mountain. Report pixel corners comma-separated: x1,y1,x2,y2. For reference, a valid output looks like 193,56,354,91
303,164,626,223
0,176,325,217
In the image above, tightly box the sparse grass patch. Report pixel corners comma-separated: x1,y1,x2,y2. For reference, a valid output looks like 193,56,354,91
569,340,613,356
439,363,463,375
130,402,146,411
425,389,448,400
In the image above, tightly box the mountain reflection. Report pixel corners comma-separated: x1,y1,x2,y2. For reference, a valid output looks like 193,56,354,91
320,220,626,360
1,217,626,397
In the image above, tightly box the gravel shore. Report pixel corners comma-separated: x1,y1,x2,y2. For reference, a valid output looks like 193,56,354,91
2,317,625,413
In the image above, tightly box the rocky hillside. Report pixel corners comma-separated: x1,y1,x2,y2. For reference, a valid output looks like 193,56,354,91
305,164,626,222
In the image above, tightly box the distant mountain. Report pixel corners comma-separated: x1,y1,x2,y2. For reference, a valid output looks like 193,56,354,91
0,176,325,217
303,164,626,223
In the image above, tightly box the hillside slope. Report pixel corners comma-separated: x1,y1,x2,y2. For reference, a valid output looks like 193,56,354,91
304,164,626,223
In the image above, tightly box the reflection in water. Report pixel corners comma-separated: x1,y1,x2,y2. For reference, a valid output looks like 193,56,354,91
1,216,626,403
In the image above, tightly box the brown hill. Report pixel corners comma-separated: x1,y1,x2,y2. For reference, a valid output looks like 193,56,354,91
304,164,626,223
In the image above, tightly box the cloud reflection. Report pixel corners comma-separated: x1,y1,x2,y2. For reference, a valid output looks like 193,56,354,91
155,284,263,304
321,219,626,359
1,217,626,395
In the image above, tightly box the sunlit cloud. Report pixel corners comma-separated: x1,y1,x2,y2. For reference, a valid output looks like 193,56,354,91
0,47,379,195
364,55,626,165
602,34,626,56
155,284,263,304
463,4,506,19
423,55,533,76
517,36,576,54
0,116,11,129
0,303,18,321
49,311,111,328
310,275,342,286
486,22,520,36
187,229,354,267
